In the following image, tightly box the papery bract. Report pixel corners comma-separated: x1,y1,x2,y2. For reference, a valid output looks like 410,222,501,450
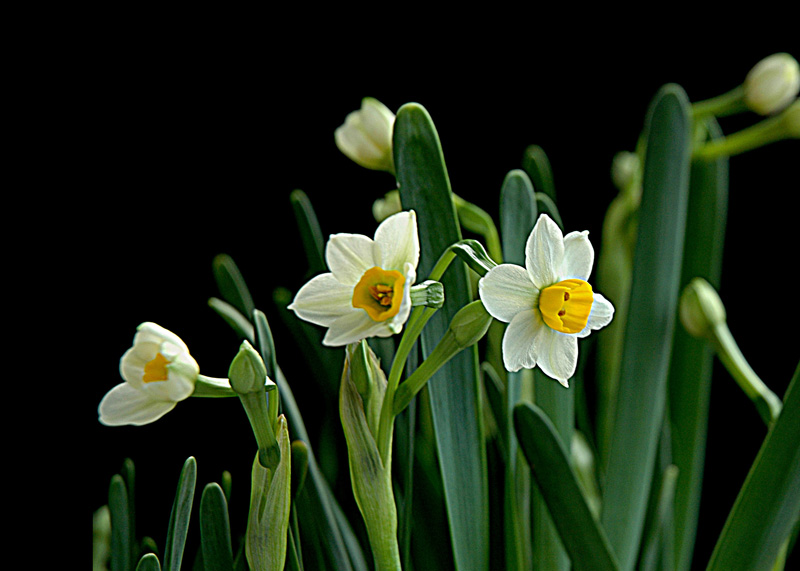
288,210,419,346
98,322,200,426
478,214,614,386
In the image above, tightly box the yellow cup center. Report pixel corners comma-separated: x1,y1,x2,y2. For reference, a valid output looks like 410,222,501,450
538,279,594,334
143,352,171,383
352,267,405,322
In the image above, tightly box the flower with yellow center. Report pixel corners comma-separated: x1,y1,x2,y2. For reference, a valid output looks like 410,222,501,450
288,210,419,346
98,322,200,426
478,214,614,386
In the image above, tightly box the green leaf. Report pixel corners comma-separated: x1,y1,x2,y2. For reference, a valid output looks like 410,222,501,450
514,403,620,571
499,168,537,571
706,362,800,571
208,297,256,341
394,102,489,571
136,553,162,571
164,457,197,571
522,144,556,202
212,254,255,319
669,116,729,570
109,474,134,571
599,84,692,571
290,189,327,277
200,483,234,571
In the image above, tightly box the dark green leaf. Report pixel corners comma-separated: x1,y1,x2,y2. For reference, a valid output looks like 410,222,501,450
212,254,255,319
706,362,800,571
109,474,133,571
599,84,692,571
290,189,327,277
164,457,197,571
135,553,161,571
394,102,489,571
514,403,620,571
200,483,234,571
522,144,556,202
669,116,729,570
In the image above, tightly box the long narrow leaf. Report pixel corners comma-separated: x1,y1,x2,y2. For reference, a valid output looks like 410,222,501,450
290,188,327,277
706,363,800,571
212,254,255,319
164,457,197,571
200,483,234,571
500,168,537,571
514,403,620,571
600,84,692,571
109,474,133,571
394,102,489,571
135,553,161,571
669,116,729,570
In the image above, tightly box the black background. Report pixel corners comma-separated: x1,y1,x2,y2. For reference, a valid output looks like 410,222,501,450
87,34,798,569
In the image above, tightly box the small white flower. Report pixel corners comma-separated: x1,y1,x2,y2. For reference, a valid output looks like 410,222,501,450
99,322,200,426
478,214,614,386
744,53,800,115
334,97,396,172
289,210,419,346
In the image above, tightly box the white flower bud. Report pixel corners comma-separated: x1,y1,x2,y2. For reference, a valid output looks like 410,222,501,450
679,278,726,339
335,97,396,172
744,53,800,115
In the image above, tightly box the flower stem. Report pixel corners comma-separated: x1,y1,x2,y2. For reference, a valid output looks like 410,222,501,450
710,322,782,425
691,86,748,119
693,111,792,160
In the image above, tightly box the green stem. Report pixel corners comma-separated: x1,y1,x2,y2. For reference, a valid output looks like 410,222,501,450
710,322,782,425
239,390,281,470
691,86,748,119
693,112,791,160
192,375,236,397
453,193,503,263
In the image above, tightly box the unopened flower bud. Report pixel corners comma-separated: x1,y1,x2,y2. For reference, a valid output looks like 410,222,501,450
744,53,800,115
611,151,640,192
450,301,493,349
229,340,270,395
680,278,726,339
335,97,396,172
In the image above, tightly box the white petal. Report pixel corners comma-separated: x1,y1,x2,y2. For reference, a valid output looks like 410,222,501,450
576,292,615,338
98,383,177,426
374,210,420,272
135,322,189,350
535,327,578,387
326,233,379,284
526,214,564,289
323,311,391,346
502,309,545,372
335,114,385,165
288,272,355,326
386,262,416,334
479,264,539,323
561,230,594,281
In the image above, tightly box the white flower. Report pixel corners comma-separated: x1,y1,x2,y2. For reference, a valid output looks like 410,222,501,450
289,210,419,346
334,97,396,172
99,322,200,426
744,53,800,115
478,214,614,386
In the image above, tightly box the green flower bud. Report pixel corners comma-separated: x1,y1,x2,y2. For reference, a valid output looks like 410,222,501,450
229,340,270,395
680,277,726,339
373,190,402,222
744,53,800,115
611,151,640,192
450,300,493,348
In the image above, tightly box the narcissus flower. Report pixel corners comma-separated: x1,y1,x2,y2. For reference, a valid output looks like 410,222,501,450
289,210,419,346
98,322,200,426
478,214,614,386
334,97,396,172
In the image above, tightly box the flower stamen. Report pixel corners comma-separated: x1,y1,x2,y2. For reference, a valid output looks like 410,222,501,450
143,352,170,383
353,267,406,322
